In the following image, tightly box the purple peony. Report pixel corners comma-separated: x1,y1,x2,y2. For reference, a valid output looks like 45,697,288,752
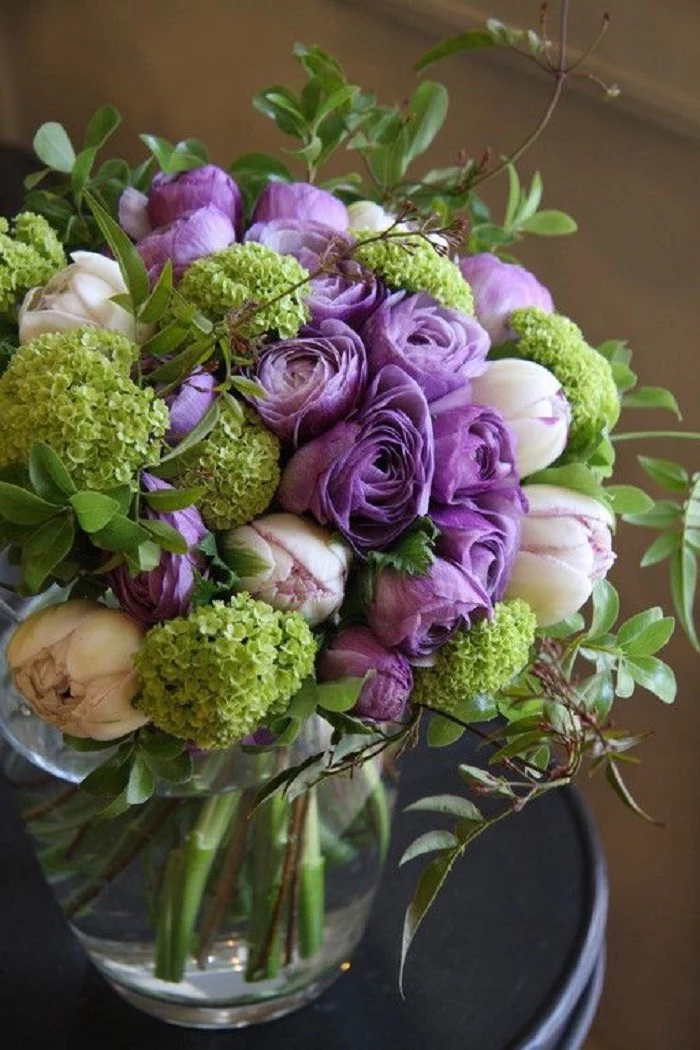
165,369,217,442
368,557,489,664
318,626,413,721
252,181,348,231
136,204,237,283
245,217,340,269
430,388,521,506
362,291,490,402
250,319,367,444
459,253,554,346
147,165,243,236
279,364,434,556
108,474,207,625
431,493,523,604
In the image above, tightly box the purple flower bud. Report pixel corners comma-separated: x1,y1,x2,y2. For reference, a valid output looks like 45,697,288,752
148,165,243,237
459,253,554,345
250,319,367,444
368,557,489,665
108,474,207,625
430,387,521,506
431,493,522,604
136,204,237,284
362,291,490,402
119,188,151,240
165,369,217,442
279,365,434,556
318,626,413,721
252,182,349,231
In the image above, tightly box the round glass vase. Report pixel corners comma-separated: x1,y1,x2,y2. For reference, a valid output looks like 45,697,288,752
0,639,394,1029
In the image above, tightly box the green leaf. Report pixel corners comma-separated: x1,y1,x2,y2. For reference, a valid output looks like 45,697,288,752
216,533,269,578
519,210,578,236
615,660,635,698
405,794,483,822
623,500,682,529
71,148,97,197
588,579,619,638
143,486,204,513
140,749,193,783
403,81,449,167
63,734,119,753
314,676,367,713
153,399,220,467
70,491,120,533
605,759,662,825
103,484,133,515
400,852,455,991
427,713,465,748
605,485,654,515
140,134,204,174
641,533,680,567
638,456,689,493
23,169,50,191
367,516,439,577
83,104,122,151
22,515,75,592
577,671,615,720
126,756,155,805
617,607,663,649
137,729,185,760
621,616,675,657
137,540,162,572
84,189,150,308
670,544,699,651
626,655,677,703
28,443,75,503
415,29,499,72
457,764,515,797
33,122,76,173
91,514,150,554
81,755,132,797
622,386,681,418
399,831,458,867
142,519,189,554
229,375,268,401
138,260,173,324
0,482,61,524
527,464,611,511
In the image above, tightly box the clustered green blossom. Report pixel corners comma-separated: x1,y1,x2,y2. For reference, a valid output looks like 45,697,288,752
0,212,66,313
353,231,474,314
179,399,280,531
177,241,311,340
134,594,317,749
411,600,537,712
507,308,620,454
0,327,168,488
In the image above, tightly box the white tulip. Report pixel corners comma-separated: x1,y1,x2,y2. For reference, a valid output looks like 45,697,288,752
471,359,571,477
220,513,351,626
346,200,396,232
506,484,615,626
19,251,138,343
6,600,147,740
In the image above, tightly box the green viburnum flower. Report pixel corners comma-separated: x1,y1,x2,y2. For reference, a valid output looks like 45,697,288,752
177,241,310,340
134,594,317,749
0,327,168,487
0,212,66,313
411,599,536,713
353,230,474,314
506,308,620,455
178,399,280,531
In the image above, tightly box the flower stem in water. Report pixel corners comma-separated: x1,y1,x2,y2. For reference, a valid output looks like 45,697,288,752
298,787,325,959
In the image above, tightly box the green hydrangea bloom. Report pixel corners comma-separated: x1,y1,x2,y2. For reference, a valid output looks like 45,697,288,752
353,230,474,314
411,599,536,713
0,327,168,487
177,241,310,340
134,594,317,749
507,308,620,455
0,212,66,312
179,399,280,531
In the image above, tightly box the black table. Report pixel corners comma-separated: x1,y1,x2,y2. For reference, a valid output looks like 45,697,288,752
0,737,607,1050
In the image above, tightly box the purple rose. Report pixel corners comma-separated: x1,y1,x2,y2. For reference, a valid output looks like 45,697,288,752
136,204,237,283
279,365,434,555
165,369,217,442
459,253,554,346
431,493,522,604
246,219,383,329
250,319,367,444
108,474,207,625
368,557,489,664
252,182,348,231
430,388,521,506
362,291,489,402
318,626,413,722
148,165,243,236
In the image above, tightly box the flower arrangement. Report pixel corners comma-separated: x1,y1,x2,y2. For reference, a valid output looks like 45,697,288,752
0,7,697,1009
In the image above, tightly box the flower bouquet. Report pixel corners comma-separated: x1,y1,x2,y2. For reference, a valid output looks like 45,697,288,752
0,7,696,1029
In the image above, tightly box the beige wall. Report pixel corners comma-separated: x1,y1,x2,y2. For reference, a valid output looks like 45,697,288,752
1,2,698,1046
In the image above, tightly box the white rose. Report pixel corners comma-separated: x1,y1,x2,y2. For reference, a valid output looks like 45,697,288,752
506,484,615,626
220,513,352,626
471,359,571,477
7,600,148,740
18,251,138,343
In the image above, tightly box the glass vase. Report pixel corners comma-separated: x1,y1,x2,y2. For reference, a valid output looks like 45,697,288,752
0,629,394,1029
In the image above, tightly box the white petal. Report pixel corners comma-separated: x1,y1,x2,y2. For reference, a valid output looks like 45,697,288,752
506,551,592,626
70,251,127,293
